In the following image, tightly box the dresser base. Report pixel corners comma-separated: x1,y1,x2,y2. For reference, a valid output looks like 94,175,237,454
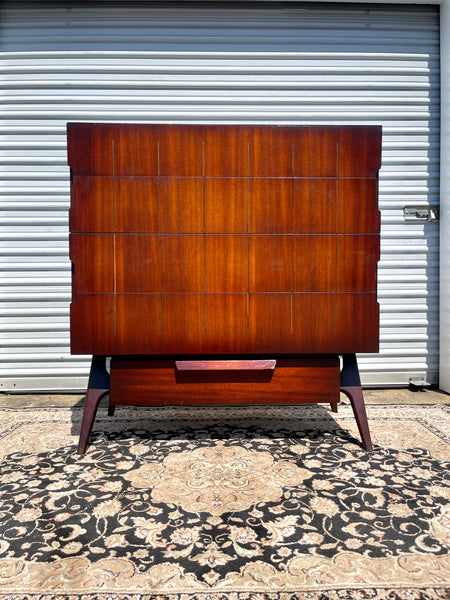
77,354,373,454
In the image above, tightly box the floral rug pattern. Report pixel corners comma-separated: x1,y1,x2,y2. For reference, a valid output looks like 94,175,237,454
0,403,448,599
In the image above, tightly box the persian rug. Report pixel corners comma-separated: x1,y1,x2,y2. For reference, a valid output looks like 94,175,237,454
0,403,449,600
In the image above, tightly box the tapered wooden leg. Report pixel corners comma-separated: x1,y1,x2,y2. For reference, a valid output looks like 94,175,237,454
77,355,110,454
330,403,339,413
107,404,116,417
340,354,373,451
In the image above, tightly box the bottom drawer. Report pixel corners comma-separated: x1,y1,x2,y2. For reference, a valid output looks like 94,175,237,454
110,357,340,406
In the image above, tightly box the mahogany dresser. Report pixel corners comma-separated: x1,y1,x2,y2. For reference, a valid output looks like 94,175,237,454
68,123,381,453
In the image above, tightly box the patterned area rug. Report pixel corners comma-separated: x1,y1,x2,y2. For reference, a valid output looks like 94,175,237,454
0,403,449,600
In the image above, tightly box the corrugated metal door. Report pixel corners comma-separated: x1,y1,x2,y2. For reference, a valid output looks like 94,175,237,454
0,2,440,390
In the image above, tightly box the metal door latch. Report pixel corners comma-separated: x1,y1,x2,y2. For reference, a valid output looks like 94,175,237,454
403,206,439,222
409,376,431,389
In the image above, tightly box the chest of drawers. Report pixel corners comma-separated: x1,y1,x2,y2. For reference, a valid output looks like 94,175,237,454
68,123,381,453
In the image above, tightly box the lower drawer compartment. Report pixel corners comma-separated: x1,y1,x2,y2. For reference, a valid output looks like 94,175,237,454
109,356,340,406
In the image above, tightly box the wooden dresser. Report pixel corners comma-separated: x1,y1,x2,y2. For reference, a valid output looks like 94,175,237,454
68,123,381,453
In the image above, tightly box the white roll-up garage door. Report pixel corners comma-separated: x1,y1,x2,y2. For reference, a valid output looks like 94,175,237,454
0,2,440,390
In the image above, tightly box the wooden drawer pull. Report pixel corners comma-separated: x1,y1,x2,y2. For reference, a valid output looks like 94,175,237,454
175,360,276,371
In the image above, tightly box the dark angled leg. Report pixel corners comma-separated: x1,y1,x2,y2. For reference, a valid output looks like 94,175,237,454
77,355,110,454
340,353,373,451
108,404,116,417
330,403,339,413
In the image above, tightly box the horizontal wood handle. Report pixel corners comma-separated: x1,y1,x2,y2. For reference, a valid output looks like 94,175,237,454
175,360,276,371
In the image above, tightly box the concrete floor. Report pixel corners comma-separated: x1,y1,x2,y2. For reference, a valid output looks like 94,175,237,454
0,387,448,408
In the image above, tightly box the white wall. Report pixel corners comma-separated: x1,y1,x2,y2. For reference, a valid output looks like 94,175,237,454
0,1,446,390
440,0,450,392
307,0,448,391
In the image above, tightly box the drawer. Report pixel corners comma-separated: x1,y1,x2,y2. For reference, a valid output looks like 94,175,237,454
109,356,340,406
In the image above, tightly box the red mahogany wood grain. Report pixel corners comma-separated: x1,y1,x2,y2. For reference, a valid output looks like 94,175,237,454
68,123,380,356
68,123,380,453
109,357,340,405
175,360,276,371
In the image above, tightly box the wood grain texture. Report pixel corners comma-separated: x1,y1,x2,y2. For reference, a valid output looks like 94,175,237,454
160,235,204,293
68,123,381,356
158,128,204,177
160,178,204,233
336,294,380,353
293,179,337,234
249,235,292,292
337,234,380,292
249,127,293,177
69,177,114,232
337,126,382,177
68,123,115,175
293,235,336,292
68,123,382,177
113,124,159,176
204,178,248,233
114,177,159,233
70,233,114,293
249,179,292,233
110,357,340,405
291,127,338,177
292,293,337,353
160,293,204,354
337,179,380,234
203,125,251,177
70,294,115,355
175,359,276,371
115,294,161,353
70,293,380,356
115,234,159,293
248,294,293,353
174,364,275,384
205,235,248,292
204,294,249,353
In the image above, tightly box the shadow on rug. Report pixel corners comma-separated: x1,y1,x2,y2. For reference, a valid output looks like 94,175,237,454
0,403,449,599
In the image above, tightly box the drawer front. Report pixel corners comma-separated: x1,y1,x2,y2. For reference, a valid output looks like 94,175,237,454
110,357,340,406
69,124,380,357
